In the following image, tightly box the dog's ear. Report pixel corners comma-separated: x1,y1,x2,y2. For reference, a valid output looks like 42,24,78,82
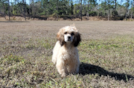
73,32,81,47
57,32,65,46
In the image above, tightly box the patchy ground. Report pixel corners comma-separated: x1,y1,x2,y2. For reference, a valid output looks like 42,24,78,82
1,15,134,21
0,21,134,87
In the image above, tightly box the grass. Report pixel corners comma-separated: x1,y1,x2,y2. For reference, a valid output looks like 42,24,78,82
0,34,134,88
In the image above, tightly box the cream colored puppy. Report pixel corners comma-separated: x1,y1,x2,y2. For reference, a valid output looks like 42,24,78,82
52,25,81,77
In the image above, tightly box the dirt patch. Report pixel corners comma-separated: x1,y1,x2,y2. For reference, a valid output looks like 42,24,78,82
0,21,134,40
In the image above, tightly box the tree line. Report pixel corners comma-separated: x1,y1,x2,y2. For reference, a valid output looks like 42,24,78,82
0,0,134,21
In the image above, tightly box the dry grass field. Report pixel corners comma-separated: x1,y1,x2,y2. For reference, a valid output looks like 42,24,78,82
0,21,134,88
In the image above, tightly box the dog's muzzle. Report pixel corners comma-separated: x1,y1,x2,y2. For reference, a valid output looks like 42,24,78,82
68,36,71,41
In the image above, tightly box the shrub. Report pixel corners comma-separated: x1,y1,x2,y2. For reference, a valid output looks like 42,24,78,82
89,11,97,16
112,10,118,17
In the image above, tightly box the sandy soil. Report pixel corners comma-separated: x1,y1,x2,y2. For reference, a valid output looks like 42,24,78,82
0,21,134,40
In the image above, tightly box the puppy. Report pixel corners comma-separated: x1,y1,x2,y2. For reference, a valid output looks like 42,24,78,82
52,25,81,77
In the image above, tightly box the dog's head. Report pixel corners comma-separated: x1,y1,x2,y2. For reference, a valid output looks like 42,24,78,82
57,25,81,47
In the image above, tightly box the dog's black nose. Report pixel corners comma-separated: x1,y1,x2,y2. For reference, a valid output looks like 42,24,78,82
68,36,71,40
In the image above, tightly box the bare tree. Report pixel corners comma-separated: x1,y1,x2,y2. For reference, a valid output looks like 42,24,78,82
131,0,134,20
71,0,73,15
8,0,10,21
114,0,117,10
125,0,130,20
1,0,6,19
80,0,82,21
22,0,26,20
56,0,59,20
107,0,111,21
31,0,35,17
86,0,90,20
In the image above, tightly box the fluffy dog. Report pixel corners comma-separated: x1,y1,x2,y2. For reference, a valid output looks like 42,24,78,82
52,25,81,77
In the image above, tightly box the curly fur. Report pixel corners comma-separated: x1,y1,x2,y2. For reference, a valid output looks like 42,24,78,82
52,25,81,77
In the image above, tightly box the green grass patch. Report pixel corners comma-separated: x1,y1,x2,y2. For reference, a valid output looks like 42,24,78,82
0,54,25,65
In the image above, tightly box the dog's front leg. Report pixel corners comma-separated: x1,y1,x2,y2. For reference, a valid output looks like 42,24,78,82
56,59,67,77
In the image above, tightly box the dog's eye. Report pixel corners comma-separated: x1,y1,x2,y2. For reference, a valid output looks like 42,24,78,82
64,32,67,34
71,32,74,36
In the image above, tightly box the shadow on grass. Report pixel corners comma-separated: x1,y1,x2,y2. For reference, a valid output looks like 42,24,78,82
79,62,134,82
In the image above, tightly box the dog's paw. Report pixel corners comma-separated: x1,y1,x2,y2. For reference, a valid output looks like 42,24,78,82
61,73,67,77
